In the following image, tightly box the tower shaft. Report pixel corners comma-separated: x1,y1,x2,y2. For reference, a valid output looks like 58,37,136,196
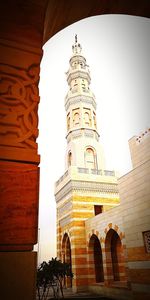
55,37,119,291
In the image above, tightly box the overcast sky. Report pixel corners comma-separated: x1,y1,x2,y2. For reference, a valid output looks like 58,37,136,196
37,14,150,263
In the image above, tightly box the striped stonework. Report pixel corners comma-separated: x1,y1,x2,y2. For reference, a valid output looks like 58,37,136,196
104,228,127,284
87,226,128,287
87,232,104,285
55,180,120,291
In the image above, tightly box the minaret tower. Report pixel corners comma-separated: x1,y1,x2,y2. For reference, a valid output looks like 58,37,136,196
65,34,105,171
55,36,119,292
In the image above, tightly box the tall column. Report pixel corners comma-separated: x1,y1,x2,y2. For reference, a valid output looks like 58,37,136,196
0,3,45,299
0,37,42,300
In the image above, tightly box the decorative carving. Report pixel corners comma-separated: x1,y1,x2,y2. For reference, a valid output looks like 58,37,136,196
55,179,119,202
84,129,94,138
65,95,96,111
143,231,150,253
0,63,39,150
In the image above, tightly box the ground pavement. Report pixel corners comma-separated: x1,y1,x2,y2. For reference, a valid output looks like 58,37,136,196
37,287,116,299
53,287,115,299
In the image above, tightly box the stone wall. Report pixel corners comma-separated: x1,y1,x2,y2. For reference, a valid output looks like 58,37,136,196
85,129,150,299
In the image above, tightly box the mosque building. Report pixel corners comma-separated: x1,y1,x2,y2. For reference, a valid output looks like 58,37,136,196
54,36,150,300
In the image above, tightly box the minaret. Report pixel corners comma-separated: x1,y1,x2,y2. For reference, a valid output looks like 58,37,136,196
55,37,119,292
65,34,105,171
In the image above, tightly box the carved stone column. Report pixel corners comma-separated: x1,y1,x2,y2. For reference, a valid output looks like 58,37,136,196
0,37,42,300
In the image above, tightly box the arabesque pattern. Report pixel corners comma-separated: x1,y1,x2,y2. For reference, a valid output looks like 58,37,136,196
0,63,39,150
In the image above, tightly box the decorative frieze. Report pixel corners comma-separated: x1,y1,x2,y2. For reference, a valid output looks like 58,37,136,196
66,128,99,142
67,70,91,86
72,180,118,193
55,179,119,203
84,129,94,138
65,95,96,111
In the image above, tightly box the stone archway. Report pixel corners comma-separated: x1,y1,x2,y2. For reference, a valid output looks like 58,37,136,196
89,234,104,283
105,229,126,283
62,233,72,288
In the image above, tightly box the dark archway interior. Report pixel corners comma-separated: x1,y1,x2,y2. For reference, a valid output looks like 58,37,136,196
111,230,122,281
106,229,126,282
62,233,72,287
90,234,104,283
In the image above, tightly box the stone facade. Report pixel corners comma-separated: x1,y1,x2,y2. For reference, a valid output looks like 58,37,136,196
84,130,150,299
56,128,150,300
55,167,120,291
118,129,150,299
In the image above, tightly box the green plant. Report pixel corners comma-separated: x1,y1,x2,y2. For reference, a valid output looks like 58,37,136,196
36,257,73,299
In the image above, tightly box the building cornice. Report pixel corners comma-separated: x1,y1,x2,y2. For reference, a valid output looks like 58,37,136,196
55,179,119,203
65,94,96,110
66,128,99,142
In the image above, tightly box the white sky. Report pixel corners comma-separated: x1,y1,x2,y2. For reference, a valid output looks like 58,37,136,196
37,15,150,263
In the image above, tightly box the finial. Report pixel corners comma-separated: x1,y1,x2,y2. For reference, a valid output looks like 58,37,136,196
72,34,82,54
75,34,77,43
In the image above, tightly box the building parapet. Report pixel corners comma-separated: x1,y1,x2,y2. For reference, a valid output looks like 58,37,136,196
129,127,150,169
55,166,118,190
55,170,68,187
78,168,115,176
135,127,150,143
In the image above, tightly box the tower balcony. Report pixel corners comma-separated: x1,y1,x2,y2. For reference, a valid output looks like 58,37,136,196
77,167,116,176
67,69,91,85
55,166,119,197
65,94,96,111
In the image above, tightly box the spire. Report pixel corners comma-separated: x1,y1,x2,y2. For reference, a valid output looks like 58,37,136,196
72,34,82,54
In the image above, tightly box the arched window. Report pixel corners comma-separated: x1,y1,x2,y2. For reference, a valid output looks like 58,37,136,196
85,147,96,169
88,234,104,283
105,229,126,283
67,114,70,131
73,112,80,126
93,111,97,128
68,151,72,167
84,112,90,125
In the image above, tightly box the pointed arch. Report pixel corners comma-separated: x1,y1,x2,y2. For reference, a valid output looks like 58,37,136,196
84,111,90,125
88,234,104,283
67,113,70,131
105,228,126,282
62,233,72,287
73,111,80,126
85,146,97,169
68,151,72,167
